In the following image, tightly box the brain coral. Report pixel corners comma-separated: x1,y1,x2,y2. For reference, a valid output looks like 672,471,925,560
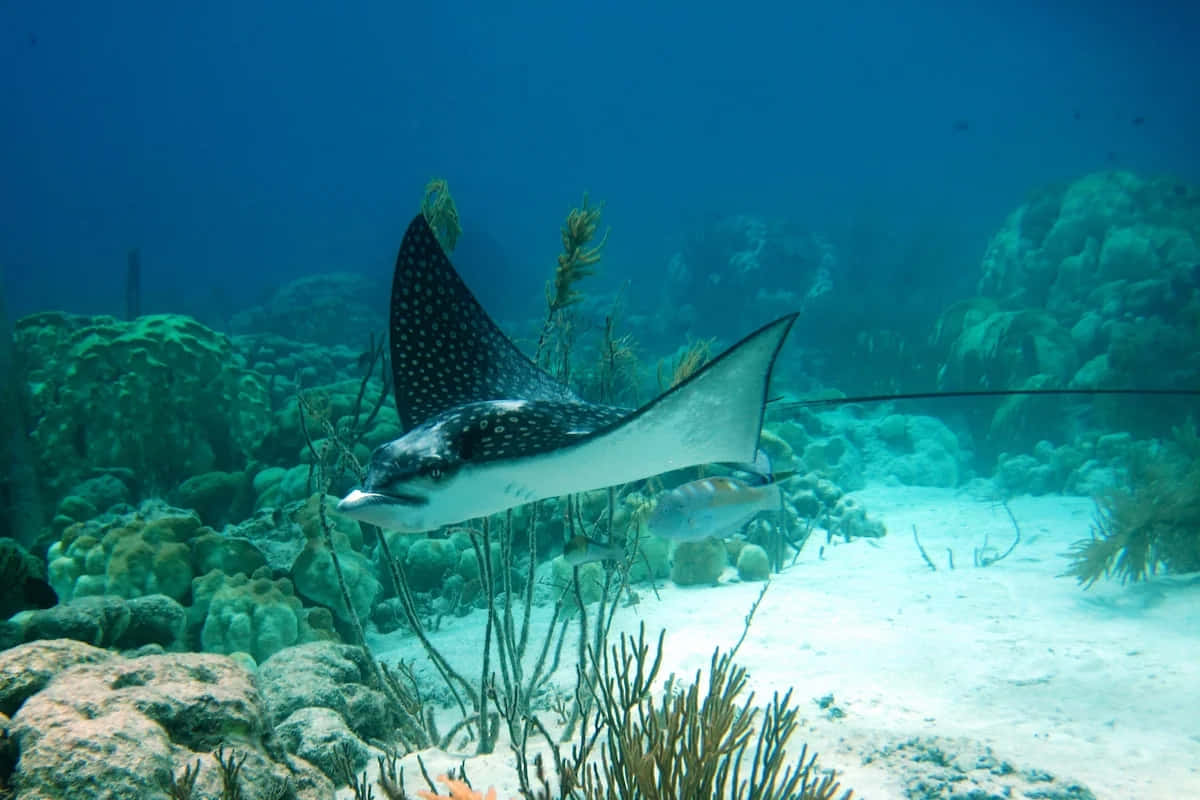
15,312,272,498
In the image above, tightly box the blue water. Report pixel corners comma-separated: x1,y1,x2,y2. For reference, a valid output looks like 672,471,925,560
2,0,1198,326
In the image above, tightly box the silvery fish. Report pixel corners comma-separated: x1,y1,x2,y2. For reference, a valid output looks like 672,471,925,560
647,474,783,542
562,534,626,566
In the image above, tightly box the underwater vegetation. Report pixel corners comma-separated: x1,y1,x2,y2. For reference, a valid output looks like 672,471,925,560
1065,423,1200,587
577,616,851,800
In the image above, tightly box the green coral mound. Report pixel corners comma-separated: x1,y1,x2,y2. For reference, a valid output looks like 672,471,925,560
978,170,1200,315
194,569,335,663
1065,429,1200,587
15,311,272,496
46,502,204,603
934,170,1200,451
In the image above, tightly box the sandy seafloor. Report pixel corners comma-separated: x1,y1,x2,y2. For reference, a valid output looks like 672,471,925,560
342,486,1200,800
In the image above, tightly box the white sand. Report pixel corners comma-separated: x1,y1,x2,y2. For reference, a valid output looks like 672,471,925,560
349,486,1200,799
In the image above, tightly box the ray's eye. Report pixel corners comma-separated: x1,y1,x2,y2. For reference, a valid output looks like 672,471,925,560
422,459,447,481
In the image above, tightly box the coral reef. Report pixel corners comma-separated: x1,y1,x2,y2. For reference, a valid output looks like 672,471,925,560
659,214,835,344
0,272,43,549
767,406,966,490
15,312,273,498
229,272,386,349
935,169,1200,456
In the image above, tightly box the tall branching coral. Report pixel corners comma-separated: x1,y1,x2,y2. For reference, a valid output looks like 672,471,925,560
1065,424,1200,587
579,590,852,800
549,194,608,313
536,195,609,379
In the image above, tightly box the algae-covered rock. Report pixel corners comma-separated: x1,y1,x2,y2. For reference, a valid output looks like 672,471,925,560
258,641,392,740
18,595,131,648
274,706,370,782
14,311,272,499
6,643,332,800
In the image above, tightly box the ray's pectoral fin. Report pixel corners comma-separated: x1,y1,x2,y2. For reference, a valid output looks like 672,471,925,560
529,314,799,494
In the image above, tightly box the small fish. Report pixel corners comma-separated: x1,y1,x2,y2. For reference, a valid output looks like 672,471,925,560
648,474,783,542
951,119,970,133
562,534,625,566
1132,116,1145,126
24,577,58,610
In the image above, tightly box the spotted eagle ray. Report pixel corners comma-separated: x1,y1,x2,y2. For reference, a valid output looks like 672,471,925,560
337,213,796,532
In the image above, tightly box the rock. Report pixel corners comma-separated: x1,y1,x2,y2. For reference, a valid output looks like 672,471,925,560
0,639,111,716
191,531,269,577
117,593,187,650
7,646,331,799
56,494,99,522
0,539,51,620
829,496,886,540
20,595,131,648
258,642,391,742
170,470,253,528
274,706,369,781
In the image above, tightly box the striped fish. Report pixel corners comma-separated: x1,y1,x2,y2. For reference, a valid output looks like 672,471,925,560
647,473,783,542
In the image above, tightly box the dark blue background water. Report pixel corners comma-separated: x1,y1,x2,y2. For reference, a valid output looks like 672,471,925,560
3,0,1197,329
